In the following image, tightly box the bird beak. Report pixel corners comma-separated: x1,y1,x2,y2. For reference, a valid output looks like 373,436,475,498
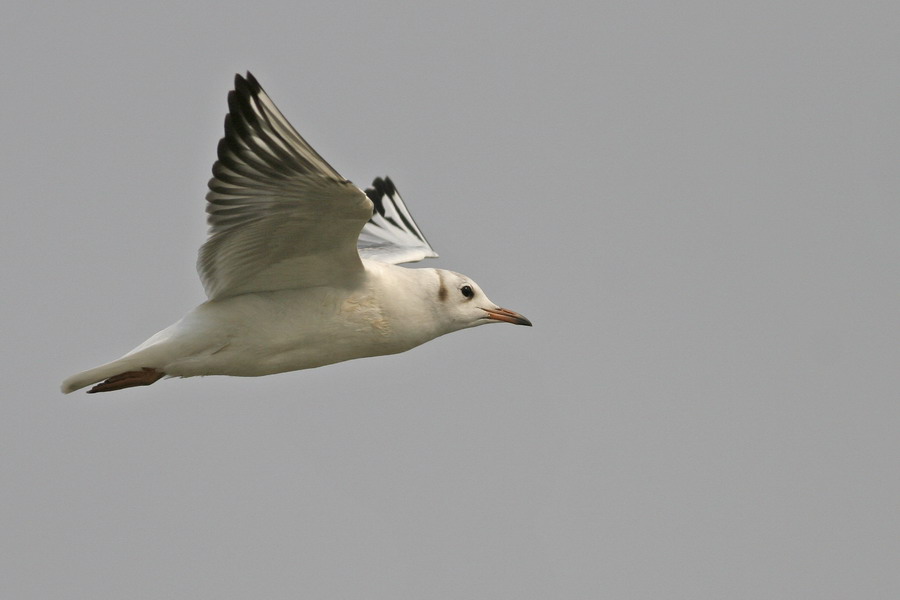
482,307,532,326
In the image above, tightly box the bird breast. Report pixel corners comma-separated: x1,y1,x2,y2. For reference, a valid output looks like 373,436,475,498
340,292,392,337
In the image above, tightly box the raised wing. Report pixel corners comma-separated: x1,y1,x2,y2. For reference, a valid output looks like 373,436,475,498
198,72,373,299
359,177,438,264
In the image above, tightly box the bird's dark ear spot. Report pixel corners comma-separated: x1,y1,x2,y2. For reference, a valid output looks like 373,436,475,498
437,270,448,302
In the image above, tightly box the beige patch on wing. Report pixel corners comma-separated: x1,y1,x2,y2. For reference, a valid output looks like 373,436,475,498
341,294,391,336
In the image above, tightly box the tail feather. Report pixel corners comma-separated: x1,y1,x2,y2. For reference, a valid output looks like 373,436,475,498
61,354,165,394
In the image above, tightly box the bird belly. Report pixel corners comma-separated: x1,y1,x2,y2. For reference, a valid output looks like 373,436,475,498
161,288,413,378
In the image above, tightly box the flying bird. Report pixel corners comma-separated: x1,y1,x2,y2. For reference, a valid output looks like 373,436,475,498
62,72,531,394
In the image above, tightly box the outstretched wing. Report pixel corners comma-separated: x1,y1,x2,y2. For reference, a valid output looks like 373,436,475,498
198,72,373,299
358,177,439,264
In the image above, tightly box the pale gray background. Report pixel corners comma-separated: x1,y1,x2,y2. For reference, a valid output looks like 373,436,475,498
3,1,899,598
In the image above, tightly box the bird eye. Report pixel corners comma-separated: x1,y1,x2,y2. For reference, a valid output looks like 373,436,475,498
461,285,474,299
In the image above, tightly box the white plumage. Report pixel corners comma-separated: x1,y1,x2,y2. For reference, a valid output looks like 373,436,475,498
62,72,530,394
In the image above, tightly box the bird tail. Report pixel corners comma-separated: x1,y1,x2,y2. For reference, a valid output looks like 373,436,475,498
61,351,166,394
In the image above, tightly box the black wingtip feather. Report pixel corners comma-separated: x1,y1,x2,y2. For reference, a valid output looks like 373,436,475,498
233,72,263,98
226,89,239,116
232,74,252,101
368,176,395,196
365,176,395,216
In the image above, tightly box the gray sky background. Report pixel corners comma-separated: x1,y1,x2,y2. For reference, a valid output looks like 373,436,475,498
3,1,899,598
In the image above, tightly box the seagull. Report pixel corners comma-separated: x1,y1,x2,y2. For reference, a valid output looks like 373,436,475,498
61,72,531,394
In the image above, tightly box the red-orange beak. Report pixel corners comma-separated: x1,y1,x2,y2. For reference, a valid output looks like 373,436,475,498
482,307,532,326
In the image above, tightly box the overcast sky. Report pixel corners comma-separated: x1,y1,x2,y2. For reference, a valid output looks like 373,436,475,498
3,1,900,598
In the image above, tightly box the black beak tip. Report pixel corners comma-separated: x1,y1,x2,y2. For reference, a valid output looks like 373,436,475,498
484,307,533,327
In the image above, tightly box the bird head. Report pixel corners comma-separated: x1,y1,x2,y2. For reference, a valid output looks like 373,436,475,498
433,269,532,331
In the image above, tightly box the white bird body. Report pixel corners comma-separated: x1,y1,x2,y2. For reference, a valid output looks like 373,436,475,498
62,73,530,394
63,262,455,392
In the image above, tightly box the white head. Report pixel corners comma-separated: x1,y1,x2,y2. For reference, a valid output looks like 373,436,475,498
432,269,532,331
